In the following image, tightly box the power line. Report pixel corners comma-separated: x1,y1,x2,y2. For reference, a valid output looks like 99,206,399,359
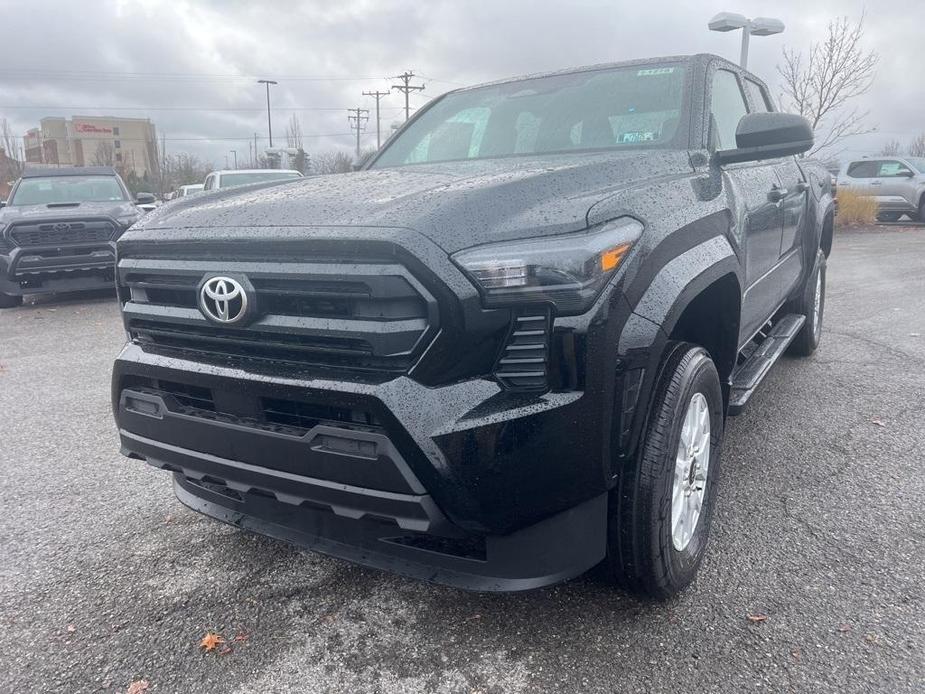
8,133,354,142
0,69,389,82
347,107,369,159
0,105,406,112
362,90,389,149
391,71,425,121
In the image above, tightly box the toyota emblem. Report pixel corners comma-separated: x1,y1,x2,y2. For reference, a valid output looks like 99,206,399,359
199,276,250,324
53,223,71,232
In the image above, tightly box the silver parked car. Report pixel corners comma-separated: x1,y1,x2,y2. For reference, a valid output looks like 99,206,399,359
839,157,925,221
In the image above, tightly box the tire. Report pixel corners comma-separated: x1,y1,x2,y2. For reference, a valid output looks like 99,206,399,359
0,291,23,309
605,343,724,599
877,212,901,223
918,197,925,223
787,249,826,357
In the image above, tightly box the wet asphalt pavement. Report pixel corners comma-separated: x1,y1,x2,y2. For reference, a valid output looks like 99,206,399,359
0,227,923,694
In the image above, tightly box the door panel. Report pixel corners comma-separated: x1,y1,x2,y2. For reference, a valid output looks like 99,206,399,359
772,158,808,299
725,163,785,345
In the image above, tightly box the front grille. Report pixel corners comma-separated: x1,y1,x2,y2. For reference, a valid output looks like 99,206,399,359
9,219,116,247
494,309,551,391
122,376,380,436
119,256,439,373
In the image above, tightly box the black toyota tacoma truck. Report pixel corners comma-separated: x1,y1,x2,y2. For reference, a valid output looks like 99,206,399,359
112,54,835,597
0,166,152,307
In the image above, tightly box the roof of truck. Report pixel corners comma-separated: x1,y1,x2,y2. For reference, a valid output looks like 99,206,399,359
456,53,739,93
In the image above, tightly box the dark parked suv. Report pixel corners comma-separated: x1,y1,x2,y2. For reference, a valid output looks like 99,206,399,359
112,54,834,597
0,166,149,307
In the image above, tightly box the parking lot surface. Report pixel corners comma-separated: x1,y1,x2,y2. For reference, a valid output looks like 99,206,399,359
1,227,923,694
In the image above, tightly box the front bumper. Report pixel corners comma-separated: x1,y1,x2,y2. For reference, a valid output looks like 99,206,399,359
113,344,611,590
0,244,116,296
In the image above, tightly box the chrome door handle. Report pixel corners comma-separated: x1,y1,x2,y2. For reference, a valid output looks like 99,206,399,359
795,181,810,194
768,186,788,203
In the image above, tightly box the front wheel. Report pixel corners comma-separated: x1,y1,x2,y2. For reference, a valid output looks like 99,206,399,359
787,250,826,357
0,291,23,309
605,343,724,599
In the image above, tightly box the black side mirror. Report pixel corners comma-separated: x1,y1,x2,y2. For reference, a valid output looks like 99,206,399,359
0,200,6,208
715,112,814,165
899,169,915,178
135,192,157,205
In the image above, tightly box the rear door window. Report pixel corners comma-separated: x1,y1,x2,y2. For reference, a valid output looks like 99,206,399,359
744,78,773,112
846,161,880,178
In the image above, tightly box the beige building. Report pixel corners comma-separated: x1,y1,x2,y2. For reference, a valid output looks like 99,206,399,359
24,116,159,181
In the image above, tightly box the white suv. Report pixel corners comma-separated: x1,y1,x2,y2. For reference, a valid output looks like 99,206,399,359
202,169,303,191
839,157,925,221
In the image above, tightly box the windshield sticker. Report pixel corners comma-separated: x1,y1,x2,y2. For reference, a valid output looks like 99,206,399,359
620,131,657,143
637,68,675,76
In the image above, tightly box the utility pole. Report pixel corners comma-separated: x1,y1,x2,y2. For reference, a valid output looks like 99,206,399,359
257,79,278,146
347,107,369,159
230,149,237,169
362,89,390,149
254,133,259,167
391,71,425,121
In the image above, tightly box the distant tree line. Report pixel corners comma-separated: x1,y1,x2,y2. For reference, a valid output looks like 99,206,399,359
879,135,925,158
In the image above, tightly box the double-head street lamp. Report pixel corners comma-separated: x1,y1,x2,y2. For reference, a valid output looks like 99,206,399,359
257,79,278,147
708,12,785,69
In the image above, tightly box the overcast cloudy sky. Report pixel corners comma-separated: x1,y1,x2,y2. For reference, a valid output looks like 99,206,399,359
1,0,921,167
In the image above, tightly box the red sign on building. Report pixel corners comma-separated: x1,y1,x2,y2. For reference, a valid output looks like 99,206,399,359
75,123,113,134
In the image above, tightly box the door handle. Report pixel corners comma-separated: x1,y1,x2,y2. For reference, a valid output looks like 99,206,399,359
870,181,883,186
794,181,810,194
768,186,788,203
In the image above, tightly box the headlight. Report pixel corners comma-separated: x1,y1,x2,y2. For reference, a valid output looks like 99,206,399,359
451,216,642,314
116,213,141,229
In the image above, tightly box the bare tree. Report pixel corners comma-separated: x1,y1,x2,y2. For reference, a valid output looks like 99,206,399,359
777,15,878,157
879,140,901,156
285,115,304,151
93,141,115,166
0,118,23,179
908,134,925,158
313,150,353,175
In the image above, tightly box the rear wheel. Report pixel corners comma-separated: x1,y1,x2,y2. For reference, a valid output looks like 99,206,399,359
787,250,826,357
918,197,925,222
605,343,724,599
0,292,23,309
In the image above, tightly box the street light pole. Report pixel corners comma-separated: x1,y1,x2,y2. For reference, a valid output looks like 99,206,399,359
257,79,278,147
708,13,785,69
230,150,237,169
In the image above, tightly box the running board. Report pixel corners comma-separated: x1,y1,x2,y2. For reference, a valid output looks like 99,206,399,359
728,313,806,416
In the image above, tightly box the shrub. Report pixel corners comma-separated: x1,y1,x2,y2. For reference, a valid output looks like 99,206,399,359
836,188,878,226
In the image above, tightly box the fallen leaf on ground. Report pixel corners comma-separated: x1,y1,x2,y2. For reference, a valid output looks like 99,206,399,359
871,418,886,427
163,514,173,524
233,632,249,643
200,631,225,652
66,624,76,633
837,623,852,633
790,647,801,662
126,680,150,694
219,645,234,656
747,613,769,623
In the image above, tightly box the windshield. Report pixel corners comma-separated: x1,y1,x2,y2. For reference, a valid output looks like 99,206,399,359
10,175,127,206
218,172,302,188
372,64,687,167
906,158,925,173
